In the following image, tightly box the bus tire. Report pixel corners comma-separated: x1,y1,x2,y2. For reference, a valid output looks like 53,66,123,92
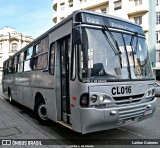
34,100,48,124
8,90,14,104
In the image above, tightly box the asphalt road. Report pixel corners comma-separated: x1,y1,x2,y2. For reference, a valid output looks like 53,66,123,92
0,86,160,147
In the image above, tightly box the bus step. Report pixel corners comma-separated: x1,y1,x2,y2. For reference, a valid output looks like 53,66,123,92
57,121,72,130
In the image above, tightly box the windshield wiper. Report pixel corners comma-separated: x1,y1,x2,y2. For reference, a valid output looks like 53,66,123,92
102,25,122,68
130,32,138,68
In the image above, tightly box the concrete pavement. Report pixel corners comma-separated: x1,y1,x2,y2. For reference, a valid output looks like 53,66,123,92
0,86,65,147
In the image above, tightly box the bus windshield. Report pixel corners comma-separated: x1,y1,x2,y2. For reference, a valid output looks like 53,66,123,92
79,27,154,81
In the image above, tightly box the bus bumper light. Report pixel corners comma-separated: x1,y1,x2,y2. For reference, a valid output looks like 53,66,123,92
110,110,117,115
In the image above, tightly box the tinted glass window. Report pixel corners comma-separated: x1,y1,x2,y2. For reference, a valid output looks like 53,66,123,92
36,53,48,69
24,60,32,71
33,37,49,70
49,43,55,75
25,46,33,60
35,37,49,55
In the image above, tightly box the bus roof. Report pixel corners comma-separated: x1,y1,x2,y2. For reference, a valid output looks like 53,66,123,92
73,10,141,27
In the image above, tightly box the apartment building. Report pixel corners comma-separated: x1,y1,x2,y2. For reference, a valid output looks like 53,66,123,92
52,0,158,67
156,0,160,66
0,27,33,82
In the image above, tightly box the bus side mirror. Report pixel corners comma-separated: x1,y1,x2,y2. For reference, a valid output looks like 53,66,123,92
73,27,81,45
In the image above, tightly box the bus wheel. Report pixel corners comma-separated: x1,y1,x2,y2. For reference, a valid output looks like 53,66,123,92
35,100,48,124
8,91,13,104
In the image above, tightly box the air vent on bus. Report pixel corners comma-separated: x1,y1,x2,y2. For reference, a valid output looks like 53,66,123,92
113,94,144,105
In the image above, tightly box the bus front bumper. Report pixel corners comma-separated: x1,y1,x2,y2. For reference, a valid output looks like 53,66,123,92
80,98,157,134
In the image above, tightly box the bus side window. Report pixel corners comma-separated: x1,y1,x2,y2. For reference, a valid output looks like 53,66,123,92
8,60,12,74
71,46,76,80
14,56,18,73
17,55,20,73
11,58,14,73
33,37,49,70
17,52,24,73
3,62,6,75
24,47,33,72
49,43,55,75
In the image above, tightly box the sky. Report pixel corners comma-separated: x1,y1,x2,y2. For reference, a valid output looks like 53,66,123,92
0,0,54,39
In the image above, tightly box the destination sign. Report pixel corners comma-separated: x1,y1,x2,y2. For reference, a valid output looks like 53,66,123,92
81,13,144,34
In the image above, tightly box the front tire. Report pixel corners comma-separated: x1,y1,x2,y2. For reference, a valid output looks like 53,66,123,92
8,90,14,104
34,100,48,124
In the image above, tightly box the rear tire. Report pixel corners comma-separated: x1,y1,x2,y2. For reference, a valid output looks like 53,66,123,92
34,99,49,124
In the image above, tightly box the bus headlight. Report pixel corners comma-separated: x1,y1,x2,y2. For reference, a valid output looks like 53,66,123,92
145,88,155,98
99,95,112,103
80,93,89,107
90,95,98,103
99,96,104,102
152,89,155,96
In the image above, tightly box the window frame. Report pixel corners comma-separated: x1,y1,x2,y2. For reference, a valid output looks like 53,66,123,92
23,46,33,72
32,36,49,70
134,16,142,25
157,0,160,6
156,12,160,25
134,0,142,6
11,43,18,52
156,31,160,44
49,43,56,75
114,0,122,10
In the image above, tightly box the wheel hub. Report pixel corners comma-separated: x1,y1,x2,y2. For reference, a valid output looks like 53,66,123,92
38,104,47,120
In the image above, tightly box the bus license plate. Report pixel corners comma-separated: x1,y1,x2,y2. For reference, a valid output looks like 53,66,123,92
144,110,152,115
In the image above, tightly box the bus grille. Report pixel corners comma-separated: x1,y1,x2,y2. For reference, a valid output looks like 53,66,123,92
113,94,144,105
118,105,146,121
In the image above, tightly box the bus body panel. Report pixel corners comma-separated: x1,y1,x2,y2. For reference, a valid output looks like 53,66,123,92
89,82,154,97
17,73,24,104
37,87,57,122
70,78,89,132
21,71,33,109
70,80,156,133
49,21,72,44
47,20,72,122
80,98,156,134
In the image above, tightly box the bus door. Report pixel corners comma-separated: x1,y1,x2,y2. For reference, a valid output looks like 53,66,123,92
60,36,71,124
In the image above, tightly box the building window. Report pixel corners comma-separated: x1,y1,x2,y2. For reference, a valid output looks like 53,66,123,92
156,12,160,25
134,0,142,6
157,50,160,62
68,0,73,7
134,16,142,25
101,7,107,14
11,43,18,52
156,31,160,44
157,0,160,6
60,17,65,21
80,0,87,3
60,2,65,10
114,0,122,10
53,3,57,11
0,43,2,51
0,57,2,65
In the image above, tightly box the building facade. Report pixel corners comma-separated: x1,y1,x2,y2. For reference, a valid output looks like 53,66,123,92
52,0,159,67
156,0,160,67
0,27,33,82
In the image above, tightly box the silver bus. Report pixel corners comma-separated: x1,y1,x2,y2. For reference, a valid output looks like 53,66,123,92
2,10,156,134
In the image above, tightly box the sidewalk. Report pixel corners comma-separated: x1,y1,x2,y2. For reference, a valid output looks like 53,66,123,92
0,92,65,148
